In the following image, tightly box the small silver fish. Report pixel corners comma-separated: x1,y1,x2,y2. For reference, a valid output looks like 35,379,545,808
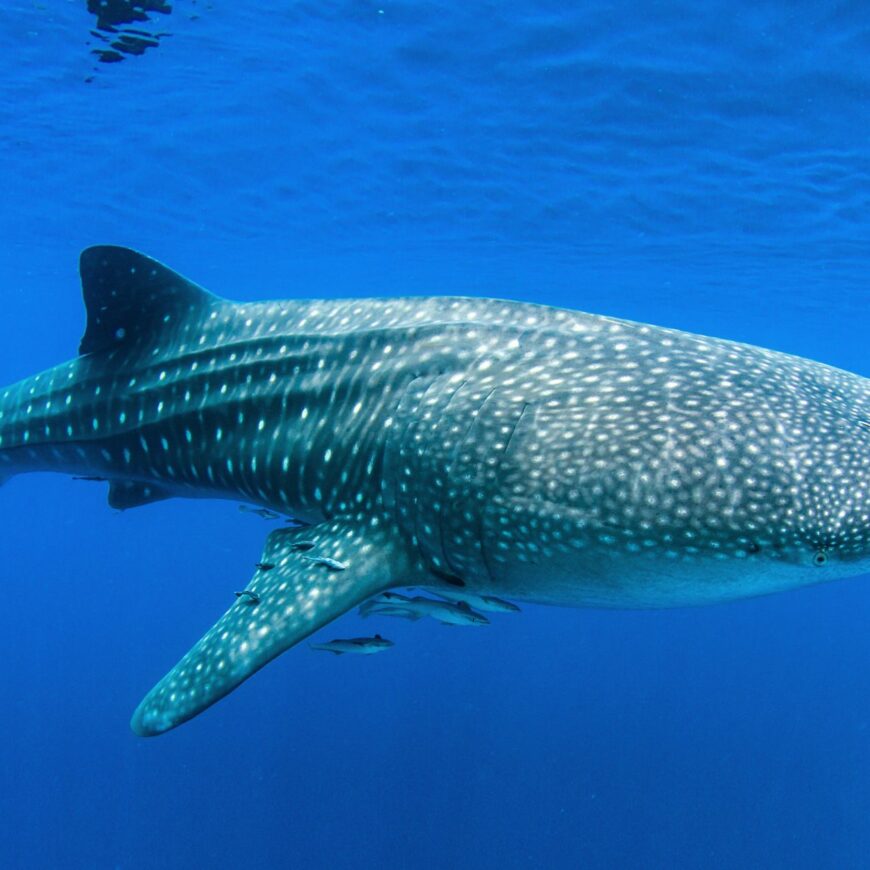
308,634,394,656
360,594,489,626
283,517,311,528
234,590,261,605
238,504,281,520
369,591,411,604
302,555,348,571
430,588,520,613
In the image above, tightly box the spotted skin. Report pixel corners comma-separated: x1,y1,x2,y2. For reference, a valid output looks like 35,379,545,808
1,246,869,734
131,520,409,736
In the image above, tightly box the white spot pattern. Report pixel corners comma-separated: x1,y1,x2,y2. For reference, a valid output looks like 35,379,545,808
0,246,868,729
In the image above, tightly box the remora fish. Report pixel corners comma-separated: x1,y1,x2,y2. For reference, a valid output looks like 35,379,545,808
356,590,415,619
0,246,868,735
309,635,394,656
360,593,490,625
238,504,281,520
428,588,520,613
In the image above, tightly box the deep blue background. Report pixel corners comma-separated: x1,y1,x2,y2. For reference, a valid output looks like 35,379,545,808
1,2,869,868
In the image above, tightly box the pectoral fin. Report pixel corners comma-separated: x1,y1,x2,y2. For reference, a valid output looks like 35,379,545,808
131,518,411,736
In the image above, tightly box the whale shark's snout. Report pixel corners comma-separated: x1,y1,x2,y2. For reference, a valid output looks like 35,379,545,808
790,439,870,578
777,366,870,576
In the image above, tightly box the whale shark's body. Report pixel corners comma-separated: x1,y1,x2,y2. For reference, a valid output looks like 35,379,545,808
1,246,869,735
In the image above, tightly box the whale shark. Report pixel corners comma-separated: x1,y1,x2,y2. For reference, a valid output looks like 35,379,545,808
1,246,869,736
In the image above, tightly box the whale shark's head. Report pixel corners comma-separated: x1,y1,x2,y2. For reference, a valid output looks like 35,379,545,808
481,331,870,606
637,350,870,596
775,362,870,582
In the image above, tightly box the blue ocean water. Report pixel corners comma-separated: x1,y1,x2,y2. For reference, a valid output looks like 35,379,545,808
0,2,869,867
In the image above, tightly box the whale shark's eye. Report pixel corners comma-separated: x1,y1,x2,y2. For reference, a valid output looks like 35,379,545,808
813,551,828,567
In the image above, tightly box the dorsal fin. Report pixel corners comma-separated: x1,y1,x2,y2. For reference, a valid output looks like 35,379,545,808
78,246,218,356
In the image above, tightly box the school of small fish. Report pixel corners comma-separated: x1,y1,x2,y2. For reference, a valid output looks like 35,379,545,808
306,591,520,655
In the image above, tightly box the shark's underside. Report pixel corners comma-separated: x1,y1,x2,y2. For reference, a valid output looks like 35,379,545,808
1,246,868,735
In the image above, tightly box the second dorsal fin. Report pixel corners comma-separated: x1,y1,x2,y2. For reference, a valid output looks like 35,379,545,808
78,246,219,356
